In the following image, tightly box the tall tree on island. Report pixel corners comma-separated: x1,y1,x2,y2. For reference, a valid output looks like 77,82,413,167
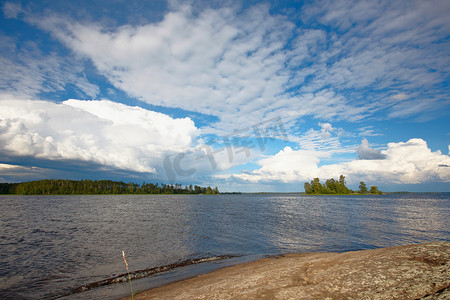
338,175,350,194
359,181,368,194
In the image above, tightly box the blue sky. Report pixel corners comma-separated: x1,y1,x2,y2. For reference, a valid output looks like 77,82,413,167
0,0,449,192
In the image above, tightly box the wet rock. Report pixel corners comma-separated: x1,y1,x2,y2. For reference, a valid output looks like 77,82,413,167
124,242,450,300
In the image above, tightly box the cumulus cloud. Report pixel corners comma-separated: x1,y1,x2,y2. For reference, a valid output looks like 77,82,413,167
0,97,198,173
232,147,323,183
357,138,386,160
226,138,450,185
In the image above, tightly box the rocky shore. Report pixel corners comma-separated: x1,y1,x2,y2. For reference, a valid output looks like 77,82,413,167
122,241,449,299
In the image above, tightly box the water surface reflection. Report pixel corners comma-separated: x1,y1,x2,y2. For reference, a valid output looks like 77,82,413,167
0,193,448,299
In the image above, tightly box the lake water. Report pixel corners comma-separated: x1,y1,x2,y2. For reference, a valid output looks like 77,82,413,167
0,193,449,299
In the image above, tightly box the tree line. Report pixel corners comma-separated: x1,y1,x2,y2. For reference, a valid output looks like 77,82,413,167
0,179,220,195
304,175,382,195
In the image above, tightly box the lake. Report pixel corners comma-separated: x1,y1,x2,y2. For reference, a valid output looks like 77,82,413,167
0,193,449,299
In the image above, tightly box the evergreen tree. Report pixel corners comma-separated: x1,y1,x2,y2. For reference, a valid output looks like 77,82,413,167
359,181,368,194
304,175,379,195
304,182,312,194
311,178,322,194
338,175,349,194
0,179,219,195
325,178,337,194
370,185,382,195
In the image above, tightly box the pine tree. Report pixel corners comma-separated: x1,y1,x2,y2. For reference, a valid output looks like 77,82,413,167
359,181,368,194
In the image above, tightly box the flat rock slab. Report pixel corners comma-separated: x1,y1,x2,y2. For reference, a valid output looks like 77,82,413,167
124,242,449,299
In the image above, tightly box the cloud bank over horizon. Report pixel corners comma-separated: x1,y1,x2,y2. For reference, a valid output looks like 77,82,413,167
223,138,450,185
0,97,197,175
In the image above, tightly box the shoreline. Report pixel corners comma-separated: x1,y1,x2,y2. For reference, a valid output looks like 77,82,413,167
122,241,449,299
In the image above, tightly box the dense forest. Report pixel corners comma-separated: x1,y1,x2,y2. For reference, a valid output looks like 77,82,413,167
0,179,220,195
304,175,382,195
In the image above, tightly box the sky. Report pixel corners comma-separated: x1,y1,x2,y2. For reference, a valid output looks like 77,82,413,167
0,0,449,192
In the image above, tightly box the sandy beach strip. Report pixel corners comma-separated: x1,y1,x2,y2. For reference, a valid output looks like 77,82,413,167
121,241,449,300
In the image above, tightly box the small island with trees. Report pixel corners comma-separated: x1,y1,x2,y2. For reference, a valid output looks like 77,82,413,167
304,175,382,195
0,179,220,195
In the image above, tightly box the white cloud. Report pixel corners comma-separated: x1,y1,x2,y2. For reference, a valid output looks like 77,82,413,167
357,126,382,137
4,0,448,131
387,99,445,120
64,99,196,149
223,146,324,183
0,163,38,173
24,4,373,133
0,33,99,99
290,122,348,153
0,163,46,182
0,97,198,173
356,138,386,160
227,138,450,185
39,6,291,115
392,93,409,101
2,1,22,19
299,0,450,114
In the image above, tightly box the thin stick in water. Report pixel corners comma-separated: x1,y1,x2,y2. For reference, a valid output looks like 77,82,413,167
122,250,134,300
